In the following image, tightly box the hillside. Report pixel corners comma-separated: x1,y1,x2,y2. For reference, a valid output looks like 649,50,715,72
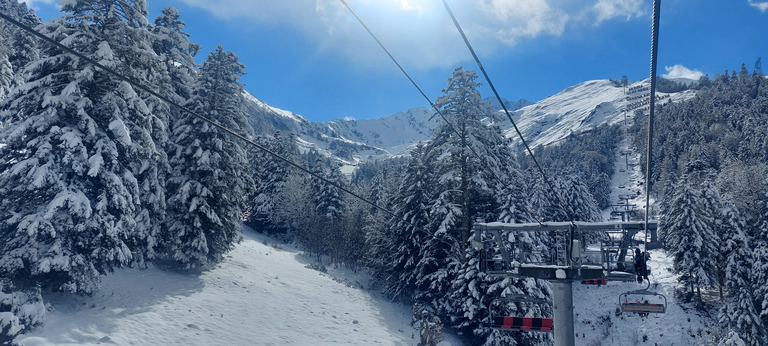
243,79,696,168
17,227,460,345
509,79,696,148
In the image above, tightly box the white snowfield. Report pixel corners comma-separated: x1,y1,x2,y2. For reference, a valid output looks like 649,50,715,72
19,228,437,346
507,79,695,148
572,115,716,345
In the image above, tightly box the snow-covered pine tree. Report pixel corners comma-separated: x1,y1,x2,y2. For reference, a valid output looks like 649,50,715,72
660,175,719,299
272,170,311,239
306,156,346,260
556,174,602,222
358,163,399,273
0,0,162,293
0,51,10,101
126,7,200,265
526,170,552,222
247,131,300,236
0,0,40,102
373,144,434,301
0,0,40,68
717,195,765,346
412,67,552,344
413,67,492,319
753,177,768,339
164,45,252,268
8,10,41,79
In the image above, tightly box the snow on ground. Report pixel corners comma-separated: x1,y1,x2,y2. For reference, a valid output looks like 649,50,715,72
578,111,719,345
573,249,719,345
19,227,460,345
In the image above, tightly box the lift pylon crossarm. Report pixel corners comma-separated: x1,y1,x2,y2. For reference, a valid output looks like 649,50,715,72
497,294,548,305
475,221,658,233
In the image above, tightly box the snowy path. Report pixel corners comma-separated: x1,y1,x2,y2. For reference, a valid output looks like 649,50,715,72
573,249,718,345
19,228,432,345
574,109,718,345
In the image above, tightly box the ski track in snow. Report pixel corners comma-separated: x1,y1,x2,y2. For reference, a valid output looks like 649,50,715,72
19,228,454,346
574,116,718,345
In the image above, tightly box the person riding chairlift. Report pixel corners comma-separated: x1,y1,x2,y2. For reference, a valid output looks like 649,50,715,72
633,248,646,283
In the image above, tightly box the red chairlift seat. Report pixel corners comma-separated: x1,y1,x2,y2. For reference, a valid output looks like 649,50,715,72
621,302,665,313
581,279,607,285
491,316,553,332
619,290,667,314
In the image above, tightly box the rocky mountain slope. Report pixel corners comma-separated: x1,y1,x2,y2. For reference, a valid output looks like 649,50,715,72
242,78,696,168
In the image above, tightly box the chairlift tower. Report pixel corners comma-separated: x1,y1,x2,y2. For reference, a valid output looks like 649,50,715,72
474,221,657,346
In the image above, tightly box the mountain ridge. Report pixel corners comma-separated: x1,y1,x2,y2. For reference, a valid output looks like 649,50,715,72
242,78,696,168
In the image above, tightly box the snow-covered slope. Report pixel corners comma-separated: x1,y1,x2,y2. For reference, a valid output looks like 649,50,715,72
242,79,694,169
508,79,696,147
19,227,459,345
242,94,532,165
572,110,718,345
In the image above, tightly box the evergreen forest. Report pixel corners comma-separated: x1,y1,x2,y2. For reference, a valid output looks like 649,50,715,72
1,1,767,345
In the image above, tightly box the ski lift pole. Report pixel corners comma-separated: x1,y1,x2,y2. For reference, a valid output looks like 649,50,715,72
644,0,661,248
552,281,575,346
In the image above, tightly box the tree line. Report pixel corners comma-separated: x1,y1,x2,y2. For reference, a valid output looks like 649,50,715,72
0,0,257,339
0,1,616,344
632,65,768,345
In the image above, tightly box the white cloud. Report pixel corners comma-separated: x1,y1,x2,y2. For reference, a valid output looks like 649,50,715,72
478,0,568,45
748,0,768,12
178,0,648,70
662,64,704,80
592,0,644,24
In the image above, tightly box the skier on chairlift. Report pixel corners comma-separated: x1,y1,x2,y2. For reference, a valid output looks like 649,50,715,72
633,248,646,283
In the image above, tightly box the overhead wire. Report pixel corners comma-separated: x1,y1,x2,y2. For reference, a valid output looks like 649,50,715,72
642,0,662,283
338,0,543,225
0,10,394,217
440,0,573,224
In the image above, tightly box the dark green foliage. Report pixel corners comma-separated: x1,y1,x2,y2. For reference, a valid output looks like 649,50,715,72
634,66,768,342
520,125,621,209
164,46,251,269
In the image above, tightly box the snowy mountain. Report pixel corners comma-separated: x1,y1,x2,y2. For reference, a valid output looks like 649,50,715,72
242,79,694,167
506,79,696,147
242,94,532,163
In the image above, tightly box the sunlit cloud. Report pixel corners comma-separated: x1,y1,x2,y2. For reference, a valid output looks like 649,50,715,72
662,64,704,80
592,0,644,24
478,0,568,44
177,0,649,70
748,0,768,12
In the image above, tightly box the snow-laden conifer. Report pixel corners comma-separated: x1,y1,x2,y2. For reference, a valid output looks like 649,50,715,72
661,175,719,299
0,0,160,293
248,131,300,235
374,144,434,301
752,178,768,338
164,45,251,268
717,195,765,345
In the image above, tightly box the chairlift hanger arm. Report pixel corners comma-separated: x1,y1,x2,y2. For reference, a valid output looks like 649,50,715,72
476,221,658,233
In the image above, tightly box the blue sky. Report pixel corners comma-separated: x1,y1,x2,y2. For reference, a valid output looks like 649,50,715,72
21,0,768,122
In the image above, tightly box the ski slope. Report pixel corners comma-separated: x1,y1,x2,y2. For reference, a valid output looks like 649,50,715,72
573,115,718,345
18,227,459,345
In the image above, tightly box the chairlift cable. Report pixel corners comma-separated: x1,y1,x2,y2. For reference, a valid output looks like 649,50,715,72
441,0,573,225
338,0,542,225
643,0,662,278
0,11,394,217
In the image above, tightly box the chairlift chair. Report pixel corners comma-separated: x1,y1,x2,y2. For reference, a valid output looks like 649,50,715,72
485,255,509,277
619,290,667,314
